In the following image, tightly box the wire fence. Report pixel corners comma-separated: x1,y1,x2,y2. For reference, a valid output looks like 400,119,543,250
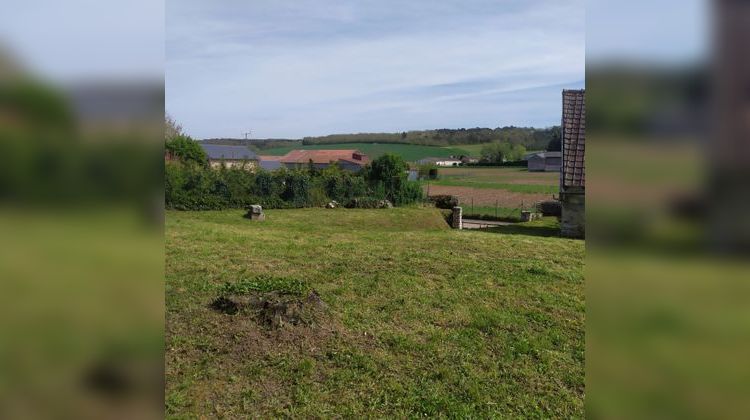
458,198,533,222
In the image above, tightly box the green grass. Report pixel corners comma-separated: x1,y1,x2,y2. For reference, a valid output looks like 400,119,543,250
166,207,584,418
462,206,525,221
424,179,557,194
261,143,471,161
424,166,559,194
447,144,545,158
484,217,564,237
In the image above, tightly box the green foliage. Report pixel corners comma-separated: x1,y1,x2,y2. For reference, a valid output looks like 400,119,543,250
479,142,527,163
344,197,390,208
220,275,308,296
536,200,562,217
165,135,207,165
546,126,562,151
428,195,458,209
365,154,423,205
165,156,423,210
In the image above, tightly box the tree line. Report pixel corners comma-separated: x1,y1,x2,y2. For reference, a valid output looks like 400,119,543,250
202,126,562,152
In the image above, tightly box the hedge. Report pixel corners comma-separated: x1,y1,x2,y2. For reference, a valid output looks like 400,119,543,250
165,157,423,211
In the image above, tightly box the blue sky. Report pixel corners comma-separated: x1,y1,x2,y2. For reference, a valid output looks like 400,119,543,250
166,0,585,139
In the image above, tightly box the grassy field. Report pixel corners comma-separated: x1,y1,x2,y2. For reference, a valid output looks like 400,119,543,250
431,167,558,192
166,208,584,417
260,143,471,161
446,144,544,158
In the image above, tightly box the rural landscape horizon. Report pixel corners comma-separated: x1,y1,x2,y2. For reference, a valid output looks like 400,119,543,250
4,0,749,419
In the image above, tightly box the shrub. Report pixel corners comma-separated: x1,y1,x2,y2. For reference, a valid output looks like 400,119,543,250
366,154,423,205
428,195,459,209
345,197,392,209
165,156,423,211
536,200,562,217
165,135,207,166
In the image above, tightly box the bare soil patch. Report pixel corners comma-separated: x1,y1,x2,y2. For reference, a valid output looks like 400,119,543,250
424,185,553,207
211,290,327,329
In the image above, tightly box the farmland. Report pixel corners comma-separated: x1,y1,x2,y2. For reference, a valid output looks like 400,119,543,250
260,142,471,161
166,208,584,418
443,143,544,158
423,167,559,218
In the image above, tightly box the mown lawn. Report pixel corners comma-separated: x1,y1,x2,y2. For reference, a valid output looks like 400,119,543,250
166,208,584,418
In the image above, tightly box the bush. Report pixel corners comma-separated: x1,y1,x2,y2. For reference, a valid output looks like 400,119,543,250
428,195,459,209
166,155,424,211
366,154,423,205
165,135,207,166
536,200,562,217
345,197,393,209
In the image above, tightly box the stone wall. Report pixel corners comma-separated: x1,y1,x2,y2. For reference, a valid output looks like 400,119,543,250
561,192,584,238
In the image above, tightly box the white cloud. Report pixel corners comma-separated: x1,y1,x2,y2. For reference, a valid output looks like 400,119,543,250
166,0,584,138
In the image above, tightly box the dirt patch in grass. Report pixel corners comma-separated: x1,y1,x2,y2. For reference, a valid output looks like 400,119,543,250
211,290,327,329
425,185,553,207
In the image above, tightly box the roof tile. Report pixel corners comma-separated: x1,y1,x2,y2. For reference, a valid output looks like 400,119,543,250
561,89,585,189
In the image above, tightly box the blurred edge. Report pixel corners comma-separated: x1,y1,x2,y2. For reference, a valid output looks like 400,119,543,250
587,1,750,419
0,40,164,419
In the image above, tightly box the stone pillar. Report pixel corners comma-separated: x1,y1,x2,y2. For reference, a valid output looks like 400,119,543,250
560,193,584,238
452,206,462,230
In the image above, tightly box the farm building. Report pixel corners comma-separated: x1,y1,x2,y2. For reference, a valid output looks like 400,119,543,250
560,89,585,238
259,149,370,172
417,157,462,167
200,144,259,170
525,151,561,172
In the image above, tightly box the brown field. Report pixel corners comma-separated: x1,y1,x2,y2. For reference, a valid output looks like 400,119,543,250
424,185,554,208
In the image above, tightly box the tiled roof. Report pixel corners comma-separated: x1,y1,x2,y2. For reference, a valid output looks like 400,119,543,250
266,149,370,166
200,144,257,160
561,89,585,188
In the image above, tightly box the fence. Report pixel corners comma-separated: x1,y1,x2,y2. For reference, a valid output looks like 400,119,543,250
458,198,531,222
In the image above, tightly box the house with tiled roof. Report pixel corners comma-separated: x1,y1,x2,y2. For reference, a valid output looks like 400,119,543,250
259,149,370,172
200,144,258,171
560,89,585,238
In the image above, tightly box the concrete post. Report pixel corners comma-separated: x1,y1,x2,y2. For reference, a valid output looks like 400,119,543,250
452,206,462,230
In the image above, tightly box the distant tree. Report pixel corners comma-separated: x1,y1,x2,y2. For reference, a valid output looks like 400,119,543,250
546,126,562,151
365,153,422,204
480,142,526,163
368,153,407,183
401,131,407,139
480,142,504,163
165,112,183,140
165,135,207,165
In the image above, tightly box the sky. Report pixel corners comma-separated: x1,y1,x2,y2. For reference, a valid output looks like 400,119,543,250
166,0,586,139
0,0,708,140
0,0,163,81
